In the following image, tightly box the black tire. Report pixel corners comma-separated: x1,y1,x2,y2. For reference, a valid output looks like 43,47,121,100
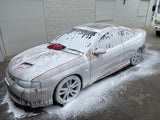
156,31,160,36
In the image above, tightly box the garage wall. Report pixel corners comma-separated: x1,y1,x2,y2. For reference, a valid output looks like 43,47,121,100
114,0,138,27
95,0,115,21
0,0,47,56
137,0,150,27
0,0,155,57
44,0,95,41
114,0,150,27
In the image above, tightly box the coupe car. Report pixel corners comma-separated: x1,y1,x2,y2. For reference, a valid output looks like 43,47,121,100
5,23,146,108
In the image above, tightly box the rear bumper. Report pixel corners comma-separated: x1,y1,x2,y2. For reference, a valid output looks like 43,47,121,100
4,76,53,108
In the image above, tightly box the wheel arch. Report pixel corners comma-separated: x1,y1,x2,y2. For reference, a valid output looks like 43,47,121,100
74,74,83,89
137,46,144,53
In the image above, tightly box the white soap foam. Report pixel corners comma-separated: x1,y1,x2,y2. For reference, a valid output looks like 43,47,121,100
1,92,27,118
1,47,160,119
1,92,39,119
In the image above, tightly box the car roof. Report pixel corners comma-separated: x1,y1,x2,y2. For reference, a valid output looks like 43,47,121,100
74,23,131,33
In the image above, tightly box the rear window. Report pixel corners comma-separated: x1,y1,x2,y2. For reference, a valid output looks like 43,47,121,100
119,29,135,41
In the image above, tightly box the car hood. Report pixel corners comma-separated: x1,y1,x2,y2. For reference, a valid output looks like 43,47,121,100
8,44,81,81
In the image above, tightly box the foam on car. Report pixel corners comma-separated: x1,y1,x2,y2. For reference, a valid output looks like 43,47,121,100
84,23,108,29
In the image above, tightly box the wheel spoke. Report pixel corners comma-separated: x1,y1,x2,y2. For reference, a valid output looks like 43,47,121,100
67,81,70,87
60,90,67,95
60,88,68,92
131,52,142,65
72,84,79,88
135,59,138,64
63,93,67,100
132,57,136,63
69,92,74,97
71,81,79,88
71,89,78,94
67,93,69,100
56,76,81,104
69,80,72,86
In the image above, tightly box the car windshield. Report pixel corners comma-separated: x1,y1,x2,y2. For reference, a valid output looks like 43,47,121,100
51,28,98,54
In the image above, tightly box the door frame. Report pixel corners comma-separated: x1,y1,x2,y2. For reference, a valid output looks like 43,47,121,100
0,28,6,62
0,45,4,62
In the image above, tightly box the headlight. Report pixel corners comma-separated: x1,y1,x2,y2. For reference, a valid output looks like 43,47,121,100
17,80,40,88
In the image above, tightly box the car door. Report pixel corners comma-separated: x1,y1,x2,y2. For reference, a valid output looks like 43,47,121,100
120,29,135,62
90,30,125,84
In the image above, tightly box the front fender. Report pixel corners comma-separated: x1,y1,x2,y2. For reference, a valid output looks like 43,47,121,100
33,55,90,93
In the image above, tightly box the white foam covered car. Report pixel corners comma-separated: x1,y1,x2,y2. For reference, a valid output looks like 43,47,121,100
5,23,146,108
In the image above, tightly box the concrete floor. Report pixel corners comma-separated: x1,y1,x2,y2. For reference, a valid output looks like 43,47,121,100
0,26,160,120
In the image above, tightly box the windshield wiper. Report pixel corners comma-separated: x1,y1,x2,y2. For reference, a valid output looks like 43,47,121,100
66,48,84,54
50,42,84,54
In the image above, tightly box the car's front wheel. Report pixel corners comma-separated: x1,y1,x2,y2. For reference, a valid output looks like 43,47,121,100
130,49,142,66
55,75,81,105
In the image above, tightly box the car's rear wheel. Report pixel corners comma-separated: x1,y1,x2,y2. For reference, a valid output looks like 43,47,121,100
130,49,142,66
55,75,81,105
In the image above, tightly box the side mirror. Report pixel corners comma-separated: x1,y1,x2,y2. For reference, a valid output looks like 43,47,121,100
93,48,106,55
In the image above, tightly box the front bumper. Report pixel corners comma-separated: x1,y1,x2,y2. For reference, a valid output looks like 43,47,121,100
4,75,53,108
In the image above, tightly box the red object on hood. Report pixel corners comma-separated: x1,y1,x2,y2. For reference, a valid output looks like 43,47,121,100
47,44,66,50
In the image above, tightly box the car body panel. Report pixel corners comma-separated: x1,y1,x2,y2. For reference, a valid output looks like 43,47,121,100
5,23,146,107
90,40,124,84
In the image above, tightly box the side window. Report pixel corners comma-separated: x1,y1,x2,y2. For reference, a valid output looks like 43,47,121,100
94,30,122,50
112,30,122,46
120,29,134,41
95,31,114,49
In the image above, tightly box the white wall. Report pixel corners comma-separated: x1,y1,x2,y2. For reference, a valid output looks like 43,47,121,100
45,0,154,42
0,0,155,57
113,0,151,27
137,0,150,27
95,0,115,21
44,0,96,41
0,0,47,56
